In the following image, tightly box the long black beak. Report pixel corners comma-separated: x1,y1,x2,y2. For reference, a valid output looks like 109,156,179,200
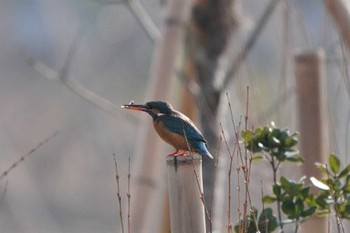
121,103,149,112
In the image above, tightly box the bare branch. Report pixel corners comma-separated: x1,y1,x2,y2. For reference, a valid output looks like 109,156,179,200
220,0,281,91
24,53,123,117
126,0,162,43
0,131,59,181
23,29,124,118
96,0,161,43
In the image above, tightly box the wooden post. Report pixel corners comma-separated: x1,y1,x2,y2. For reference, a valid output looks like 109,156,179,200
166,154,206,233
295,49,328,233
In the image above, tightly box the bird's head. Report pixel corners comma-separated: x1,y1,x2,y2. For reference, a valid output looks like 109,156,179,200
122,101,174,119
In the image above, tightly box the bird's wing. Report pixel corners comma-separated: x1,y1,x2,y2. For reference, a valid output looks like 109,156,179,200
158,114,207,143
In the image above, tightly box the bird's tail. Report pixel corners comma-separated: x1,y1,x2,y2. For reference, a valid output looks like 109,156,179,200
196,142,214,159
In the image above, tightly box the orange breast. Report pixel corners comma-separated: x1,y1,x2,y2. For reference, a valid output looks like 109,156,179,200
153,120,189,151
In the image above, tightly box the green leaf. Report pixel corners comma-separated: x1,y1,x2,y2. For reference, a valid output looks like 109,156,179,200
329,154,340,174
263,195,276,204
258,142,269,151
315,162,329,174
316,209,332,217
339,164,350,179
258,208,278,233
299,187,311,198
280,176,290,188
343,176,350,192
268,129,281,147
273,184,281,197
310,177,330,190
282,199,297,219
298,176,307,183
271,136,281,146
301,206,316,217
338,203,350,219
285,152,304,163
252,155,264,162
280,177,301,196
315,193,331,210
241,130,253,142
234,208,259,233
284,135,298,147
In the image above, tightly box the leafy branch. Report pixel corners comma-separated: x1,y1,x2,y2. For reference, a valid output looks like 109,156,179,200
236,123,350,233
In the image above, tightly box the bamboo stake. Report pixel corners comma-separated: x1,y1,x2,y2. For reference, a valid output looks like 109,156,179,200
295,49,328,233
167,154,206,233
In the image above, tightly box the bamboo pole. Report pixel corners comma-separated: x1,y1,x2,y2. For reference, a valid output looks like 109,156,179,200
166,154,206,233
130,0,194,232
295,49,328,233
325,0,350,49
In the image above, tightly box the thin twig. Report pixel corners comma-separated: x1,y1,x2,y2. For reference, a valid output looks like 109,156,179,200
113,153,125,233
220,123,233,159
243,90,260,233
127,157,131,233
232,87,258,232
0,131,59,181
219,123,236,233
244,86,249,139
236,150,242,231
225,92,244,232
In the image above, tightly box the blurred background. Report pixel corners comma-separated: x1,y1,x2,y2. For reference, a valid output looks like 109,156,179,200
0,0,349,232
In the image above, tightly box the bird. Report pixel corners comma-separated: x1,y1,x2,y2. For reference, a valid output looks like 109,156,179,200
121,101,213,159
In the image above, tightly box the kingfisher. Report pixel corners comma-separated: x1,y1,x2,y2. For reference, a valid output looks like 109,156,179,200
121,101,213,159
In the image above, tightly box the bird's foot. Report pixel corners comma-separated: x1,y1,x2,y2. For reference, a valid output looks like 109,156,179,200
168,150,190,157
